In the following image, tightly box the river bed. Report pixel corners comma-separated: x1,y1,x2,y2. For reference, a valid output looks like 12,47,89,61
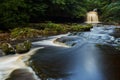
0,25,120,80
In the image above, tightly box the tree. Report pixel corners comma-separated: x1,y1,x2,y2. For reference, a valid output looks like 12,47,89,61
100,0,120,23
0,0,29,28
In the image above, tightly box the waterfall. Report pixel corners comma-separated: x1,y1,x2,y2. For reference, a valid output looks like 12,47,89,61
86,11,100,24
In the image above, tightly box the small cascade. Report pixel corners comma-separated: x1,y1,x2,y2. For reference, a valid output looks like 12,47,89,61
55,26,119,47
86,10,100,24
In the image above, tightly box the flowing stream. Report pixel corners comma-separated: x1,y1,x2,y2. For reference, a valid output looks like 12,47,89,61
0,25,120,80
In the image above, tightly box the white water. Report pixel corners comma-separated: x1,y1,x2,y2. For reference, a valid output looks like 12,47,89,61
0,55,25,80
0,47,43,80
32,33,70,47
0,34,69,80
57,26,119,47
80,26,115,44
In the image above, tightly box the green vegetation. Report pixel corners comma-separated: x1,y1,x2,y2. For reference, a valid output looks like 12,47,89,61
11,27,40,40
0,22,92,42
10,22,92,40
70,24,92,31
0,0,120,30
1,40,31,55
0,0,119,42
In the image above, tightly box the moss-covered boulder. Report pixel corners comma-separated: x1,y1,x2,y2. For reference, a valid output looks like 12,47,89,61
23,40,31,51
1,43,15,55
16,40,31,53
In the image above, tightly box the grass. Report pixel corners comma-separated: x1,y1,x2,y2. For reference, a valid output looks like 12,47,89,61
0,22,92,41
10,27,41,40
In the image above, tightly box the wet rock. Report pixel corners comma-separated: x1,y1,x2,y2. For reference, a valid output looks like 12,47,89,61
115,38,120,44
71,43,77,46
68,32,80,36
1,43,15,55
0,40,32,55
16,40,31,53
6,69,36,80
54,36,79,47
55,36,79,43
111,28,120,38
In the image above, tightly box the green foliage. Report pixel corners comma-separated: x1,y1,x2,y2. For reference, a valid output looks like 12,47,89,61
23,40,32,51
0,0,120,28
1,43,15,55
26,0,48,18
70,24,92,31
29,22,92,35
78,0,120,24
44,22,65,32
29,22,67,35
101,1,120,23
0,0,29,28
0,22,92,42
11,28,40,40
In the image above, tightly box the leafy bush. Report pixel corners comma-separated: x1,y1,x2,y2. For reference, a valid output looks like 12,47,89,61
70,24,92,32
30,22,67,35
10,23,92,39
45,22,66,33
11,28,41,40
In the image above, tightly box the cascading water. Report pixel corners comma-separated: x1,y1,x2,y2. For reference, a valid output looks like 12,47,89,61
55,26,116,47
29,25,120,80
86,9,100,24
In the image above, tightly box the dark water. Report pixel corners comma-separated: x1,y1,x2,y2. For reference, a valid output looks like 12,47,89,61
29,44,120,80
29,26,120,80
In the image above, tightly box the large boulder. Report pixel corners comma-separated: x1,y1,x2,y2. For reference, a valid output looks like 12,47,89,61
6,69,36,80
16,40,31,53
0,40,32,55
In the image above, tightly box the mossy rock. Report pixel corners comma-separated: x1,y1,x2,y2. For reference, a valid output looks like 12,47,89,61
23,40,32,51
16,40,31,53
1,43,15,55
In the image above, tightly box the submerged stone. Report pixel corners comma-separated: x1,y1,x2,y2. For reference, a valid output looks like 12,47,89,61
6,69,36,80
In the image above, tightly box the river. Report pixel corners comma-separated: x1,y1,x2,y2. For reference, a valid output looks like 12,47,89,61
0,25,120,80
